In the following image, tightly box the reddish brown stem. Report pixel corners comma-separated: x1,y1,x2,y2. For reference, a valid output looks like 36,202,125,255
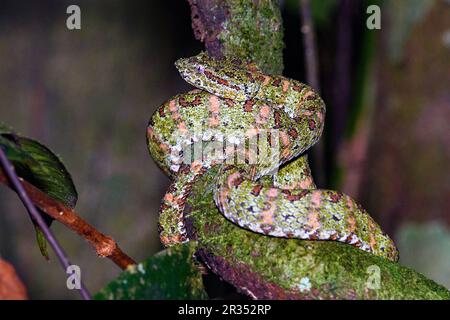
0,172,136,270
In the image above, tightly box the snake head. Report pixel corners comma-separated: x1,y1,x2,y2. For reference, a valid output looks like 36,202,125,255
175,52,261,101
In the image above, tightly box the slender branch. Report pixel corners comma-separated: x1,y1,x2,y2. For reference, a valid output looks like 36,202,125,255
331,0,352,157
0,147,91,299
299,0,320,92
0,162,136,272
299,0,326,187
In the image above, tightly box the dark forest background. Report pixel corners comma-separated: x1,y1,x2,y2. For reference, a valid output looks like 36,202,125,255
0,0,448,298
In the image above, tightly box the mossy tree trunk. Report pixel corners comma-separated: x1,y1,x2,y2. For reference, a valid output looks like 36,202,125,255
185,0,450,299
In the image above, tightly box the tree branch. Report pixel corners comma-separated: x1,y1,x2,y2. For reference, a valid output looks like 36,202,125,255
184,0,450,299
299,0,320,92
0,147,91,299
0,167,136,271
188,0,284,74
299,0,326,187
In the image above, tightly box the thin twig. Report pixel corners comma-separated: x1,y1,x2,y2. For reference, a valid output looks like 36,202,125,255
0,172,136,269
299,0,326,187
0,169,136,270
331,0,352,154
0,147,91,299
299,0,320,92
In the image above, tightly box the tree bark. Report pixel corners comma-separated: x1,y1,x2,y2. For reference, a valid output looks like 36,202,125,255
185,0,450,299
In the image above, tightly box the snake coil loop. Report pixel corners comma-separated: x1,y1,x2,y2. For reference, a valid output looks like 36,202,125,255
147,52,399,262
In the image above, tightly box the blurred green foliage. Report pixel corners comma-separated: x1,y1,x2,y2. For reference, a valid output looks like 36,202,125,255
397,222,450,290
0,123,77,258
387,0,435,63
0,125,77,207
285,0,338,27
95,243,207,300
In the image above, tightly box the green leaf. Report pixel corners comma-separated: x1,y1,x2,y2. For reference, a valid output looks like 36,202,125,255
95,243,208,300
0,123,77,207
14,137,78,208
0,122,78,257
34,226,50,260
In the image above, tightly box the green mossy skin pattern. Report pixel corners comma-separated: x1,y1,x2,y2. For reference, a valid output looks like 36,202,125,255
187,168,450,300
145,0,449,299
148,52,398,261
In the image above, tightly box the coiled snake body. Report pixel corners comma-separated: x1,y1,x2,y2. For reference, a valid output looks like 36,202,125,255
147,52,398,262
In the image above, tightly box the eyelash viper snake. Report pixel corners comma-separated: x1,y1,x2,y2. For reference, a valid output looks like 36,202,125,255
147,52,399,262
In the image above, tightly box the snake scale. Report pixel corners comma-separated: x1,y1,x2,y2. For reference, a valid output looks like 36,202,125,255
147,52,399,262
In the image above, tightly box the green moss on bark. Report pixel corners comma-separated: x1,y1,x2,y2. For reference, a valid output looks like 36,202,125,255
184,0,450,299
186,168,450,299
218,0,284,74
188,0,284,74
